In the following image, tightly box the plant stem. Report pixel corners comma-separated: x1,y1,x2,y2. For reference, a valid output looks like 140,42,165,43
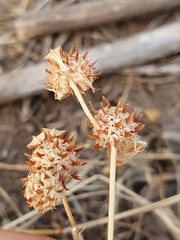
69,79,100,130
62,195,81,240
107,144,117,240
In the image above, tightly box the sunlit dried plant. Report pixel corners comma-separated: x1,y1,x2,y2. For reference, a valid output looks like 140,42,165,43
85,96,147,239
44,46,101,101
44,46,101,130
87,96,147,166
21,128,85,214
21,45,147,240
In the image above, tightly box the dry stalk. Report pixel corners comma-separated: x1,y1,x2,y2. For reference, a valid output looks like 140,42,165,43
69,79,100,130
73,193,180,239
2,210,38,230
68,174,180,239
107,145,117,239
19,45,147,240
0,162,28,171
22,193,180,239
62,195,82,240
20,229,63,236
0,186,22,218
5,174,180,239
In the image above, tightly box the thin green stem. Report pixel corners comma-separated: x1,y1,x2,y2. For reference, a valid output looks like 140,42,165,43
107,145,117,240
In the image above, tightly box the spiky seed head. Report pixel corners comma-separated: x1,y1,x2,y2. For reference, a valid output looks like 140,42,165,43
44,46,102,101
21,128,85,213
87,97,147,166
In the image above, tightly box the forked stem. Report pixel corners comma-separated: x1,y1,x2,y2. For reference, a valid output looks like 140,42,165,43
107,144,117,240
69,79,100,130
62,195,82,240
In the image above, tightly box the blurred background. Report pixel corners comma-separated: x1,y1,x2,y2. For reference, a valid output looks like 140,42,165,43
0,0,180,239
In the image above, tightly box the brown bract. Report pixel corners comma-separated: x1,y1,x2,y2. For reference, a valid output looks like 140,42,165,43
21,128,85,213
44,46,101,100
87,97,147,166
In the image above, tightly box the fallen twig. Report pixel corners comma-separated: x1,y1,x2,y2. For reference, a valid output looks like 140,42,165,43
13,0,180,41
1,21,180,104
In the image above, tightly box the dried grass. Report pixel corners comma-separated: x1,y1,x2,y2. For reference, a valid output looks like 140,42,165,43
0,0,180,240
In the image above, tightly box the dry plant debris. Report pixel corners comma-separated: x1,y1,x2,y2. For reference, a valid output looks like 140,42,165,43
87,96,147,166
20,45,147,240
0,1,180,240
22,128,85,213
44,46,101,101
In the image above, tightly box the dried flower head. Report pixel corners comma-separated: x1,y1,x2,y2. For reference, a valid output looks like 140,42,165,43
86,96,147,166
21,128,85,213
44,46,102,101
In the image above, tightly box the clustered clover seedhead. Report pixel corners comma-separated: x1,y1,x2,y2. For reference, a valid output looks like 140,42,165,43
44,46,101,101
87,96,147,166
22,45,147,240
21,128,85,213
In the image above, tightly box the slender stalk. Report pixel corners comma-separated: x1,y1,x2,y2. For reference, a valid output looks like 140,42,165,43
107,145,117,240
62,195,81,240
69,79,100,130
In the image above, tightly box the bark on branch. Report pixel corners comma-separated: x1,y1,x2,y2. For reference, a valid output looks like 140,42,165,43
13,0,180,41
1,21,180,104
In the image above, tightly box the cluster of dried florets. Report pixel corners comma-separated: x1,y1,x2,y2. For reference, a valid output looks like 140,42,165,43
87,96,147,166
22,46,147,218
21,128,85,213
44,46,101,101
